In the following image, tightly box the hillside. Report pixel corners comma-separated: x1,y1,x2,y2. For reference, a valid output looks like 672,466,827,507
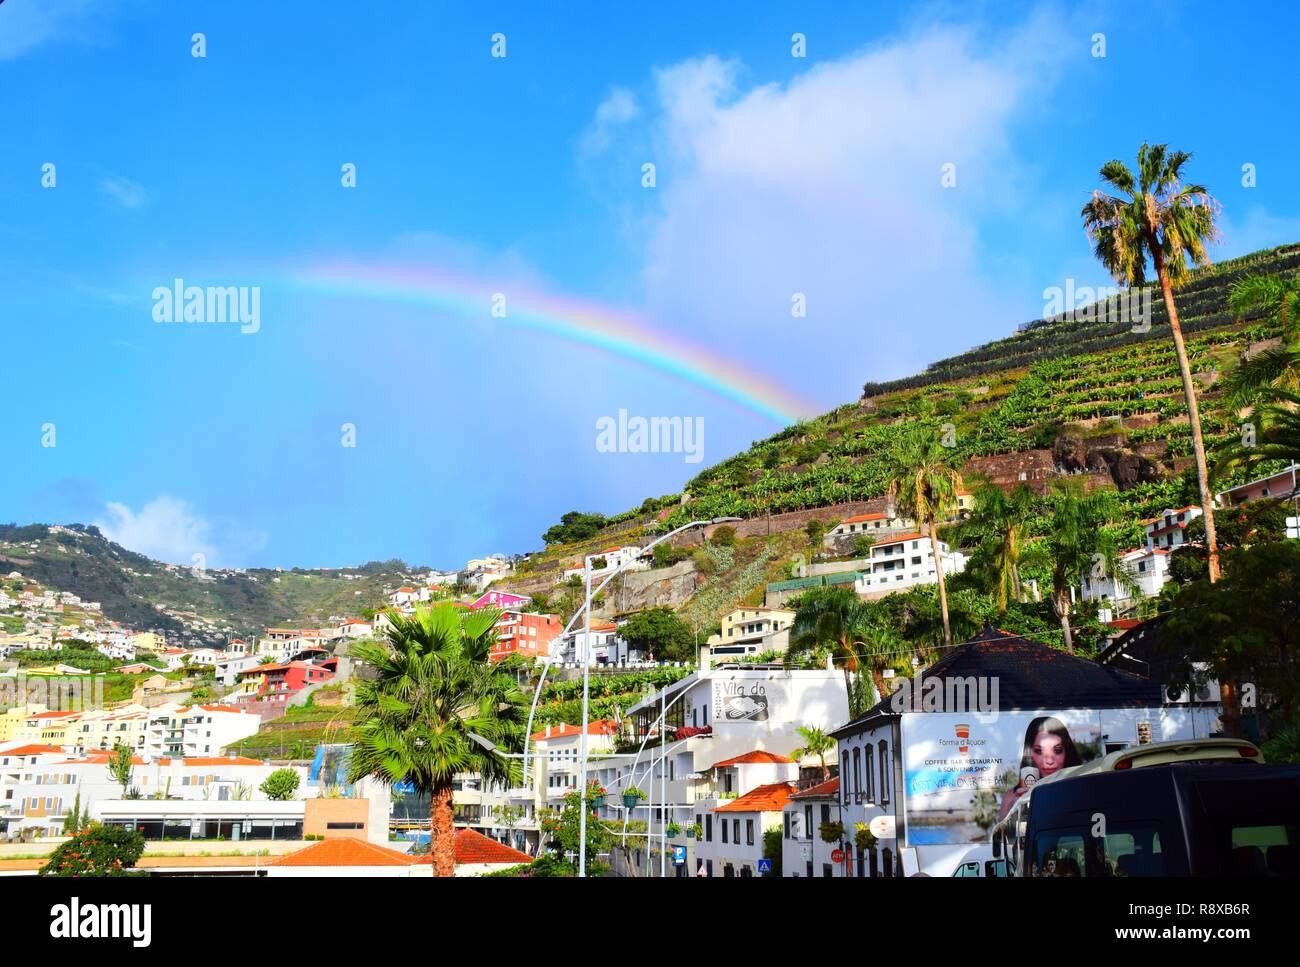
0,524,423,644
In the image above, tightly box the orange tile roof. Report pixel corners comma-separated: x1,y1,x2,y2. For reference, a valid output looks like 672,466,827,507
870,532,927,547
714,782,797,813
413,829,532,866
30,710,79,719
711,750,794,769
1,744,66,756
530,720,619,742
183,756,266,766
790,776,840,800
270,839,416,868
841,513,887,524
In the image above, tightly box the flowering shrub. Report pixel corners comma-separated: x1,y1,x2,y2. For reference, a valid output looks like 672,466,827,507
39,825,146,877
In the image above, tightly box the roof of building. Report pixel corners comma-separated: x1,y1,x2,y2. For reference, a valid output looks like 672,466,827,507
270,838,416,868
413,829,533,866
790,776,840,800
711,750,794,769
841,513,888,524
830,626,1165,738
1,744,66,755
714,782,798,813
870,532,928,547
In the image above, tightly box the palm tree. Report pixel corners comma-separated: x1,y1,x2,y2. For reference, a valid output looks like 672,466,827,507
963,481,1037,615
1082,143,1223,581
1041,485,1130,654
1224,272,1300,407
786,585,870,716
884,423,964,644
791,726,835,782
347,603,528,877
1213,389,1300,480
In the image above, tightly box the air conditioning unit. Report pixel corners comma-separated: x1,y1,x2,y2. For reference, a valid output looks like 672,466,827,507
1164,663,1218,704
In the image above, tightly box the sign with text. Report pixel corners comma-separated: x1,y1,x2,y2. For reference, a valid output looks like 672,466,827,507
713,679,785,724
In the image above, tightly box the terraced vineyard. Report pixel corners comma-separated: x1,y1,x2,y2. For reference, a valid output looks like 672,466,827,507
648,242,1299,533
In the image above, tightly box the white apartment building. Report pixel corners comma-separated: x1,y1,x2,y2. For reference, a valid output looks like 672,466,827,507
1141,506,1203,551
552,623,639,666
825,512,915,543
856,533,966,593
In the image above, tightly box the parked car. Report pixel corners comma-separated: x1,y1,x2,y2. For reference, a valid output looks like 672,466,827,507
991,738,1275,877
951,844,1010,877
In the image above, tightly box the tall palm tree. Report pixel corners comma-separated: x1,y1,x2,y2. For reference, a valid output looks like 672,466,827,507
1224,272,1300,406
1042,485,1129,654
1082,143,1223,581
786,585,871,716
884,423,964,644
791,726,835,782
347,603,528,877
963,481,1038,615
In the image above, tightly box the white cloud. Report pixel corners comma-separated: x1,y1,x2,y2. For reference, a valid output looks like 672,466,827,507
0,0,111,61
594,11,1075,402
100,175,149,210
96,496,226,567
581,88,641,154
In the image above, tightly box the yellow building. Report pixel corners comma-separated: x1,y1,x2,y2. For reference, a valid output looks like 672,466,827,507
0,705,42,742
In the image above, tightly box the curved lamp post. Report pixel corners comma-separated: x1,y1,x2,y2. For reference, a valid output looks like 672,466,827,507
518,515,738,877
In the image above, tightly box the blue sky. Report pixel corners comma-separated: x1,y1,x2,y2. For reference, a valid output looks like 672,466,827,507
2,0,1298,569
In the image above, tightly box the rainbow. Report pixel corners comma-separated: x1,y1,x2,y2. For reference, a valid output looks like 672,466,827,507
284,261,814,425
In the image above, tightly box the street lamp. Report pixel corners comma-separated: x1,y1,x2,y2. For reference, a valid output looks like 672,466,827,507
518,515,738,877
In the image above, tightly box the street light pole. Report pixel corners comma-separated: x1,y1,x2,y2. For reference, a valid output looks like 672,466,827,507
530,515,738,877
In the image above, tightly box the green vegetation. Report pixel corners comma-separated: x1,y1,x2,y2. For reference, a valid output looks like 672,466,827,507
40,825,146,877
618,607,694,663
259,768,302,801
542,511,608,545
347,604,527,877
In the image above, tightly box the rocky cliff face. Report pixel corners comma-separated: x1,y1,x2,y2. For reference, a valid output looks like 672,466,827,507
1052,429,1165,491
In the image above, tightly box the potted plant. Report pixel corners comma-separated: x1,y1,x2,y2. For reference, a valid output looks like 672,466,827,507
687,822,702,839
854,823,877,852
666,822,682,838
586,781,608,810
819,820,845,844
621,785,647,809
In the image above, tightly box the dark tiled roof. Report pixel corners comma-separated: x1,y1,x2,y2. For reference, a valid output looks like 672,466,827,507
830,626,1163,738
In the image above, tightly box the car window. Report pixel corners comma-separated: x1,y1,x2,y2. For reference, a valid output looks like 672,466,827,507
1034,824,1165,876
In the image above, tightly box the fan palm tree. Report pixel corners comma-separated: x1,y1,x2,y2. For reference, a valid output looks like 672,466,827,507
1224,272,1300,407
791,726,835,782
884,423,964,644
347,603,528,877
963,481,1038,615
1041,485,1130,654
786,585,871,715
1213,389,1300,480
1082,143,1222,581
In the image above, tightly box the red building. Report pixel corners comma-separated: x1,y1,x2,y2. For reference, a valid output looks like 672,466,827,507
237,657,338,701
490,611,562,662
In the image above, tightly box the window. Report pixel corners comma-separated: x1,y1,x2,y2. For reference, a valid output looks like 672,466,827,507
746,819,754,845
820,804,831,827
853,748,861,803
705,815,713,842
722,819,729,843
806,861,813,878
863,746,874,802
879,740,890,805
823,863,833,878
733,819,740,844
784,813,791,839
804,805,813,840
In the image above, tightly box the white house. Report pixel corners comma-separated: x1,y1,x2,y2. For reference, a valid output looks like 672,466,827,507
856,533,966,594
781,776,845,877
1141,506,1203,551
705,607,795,663
825,512,914,543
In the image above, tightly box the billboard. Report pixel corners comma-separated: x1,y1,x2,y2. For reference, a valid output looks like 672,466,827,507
713,678,786,724
901,710,1125,845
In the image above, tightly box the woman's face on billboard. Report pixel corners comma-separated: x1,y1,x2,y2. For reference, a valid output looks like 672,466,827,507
1032,731,1067,774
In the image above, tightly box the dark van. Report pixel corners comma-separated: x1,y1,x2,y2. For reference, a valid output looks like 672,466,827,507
1022,761,1300,877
